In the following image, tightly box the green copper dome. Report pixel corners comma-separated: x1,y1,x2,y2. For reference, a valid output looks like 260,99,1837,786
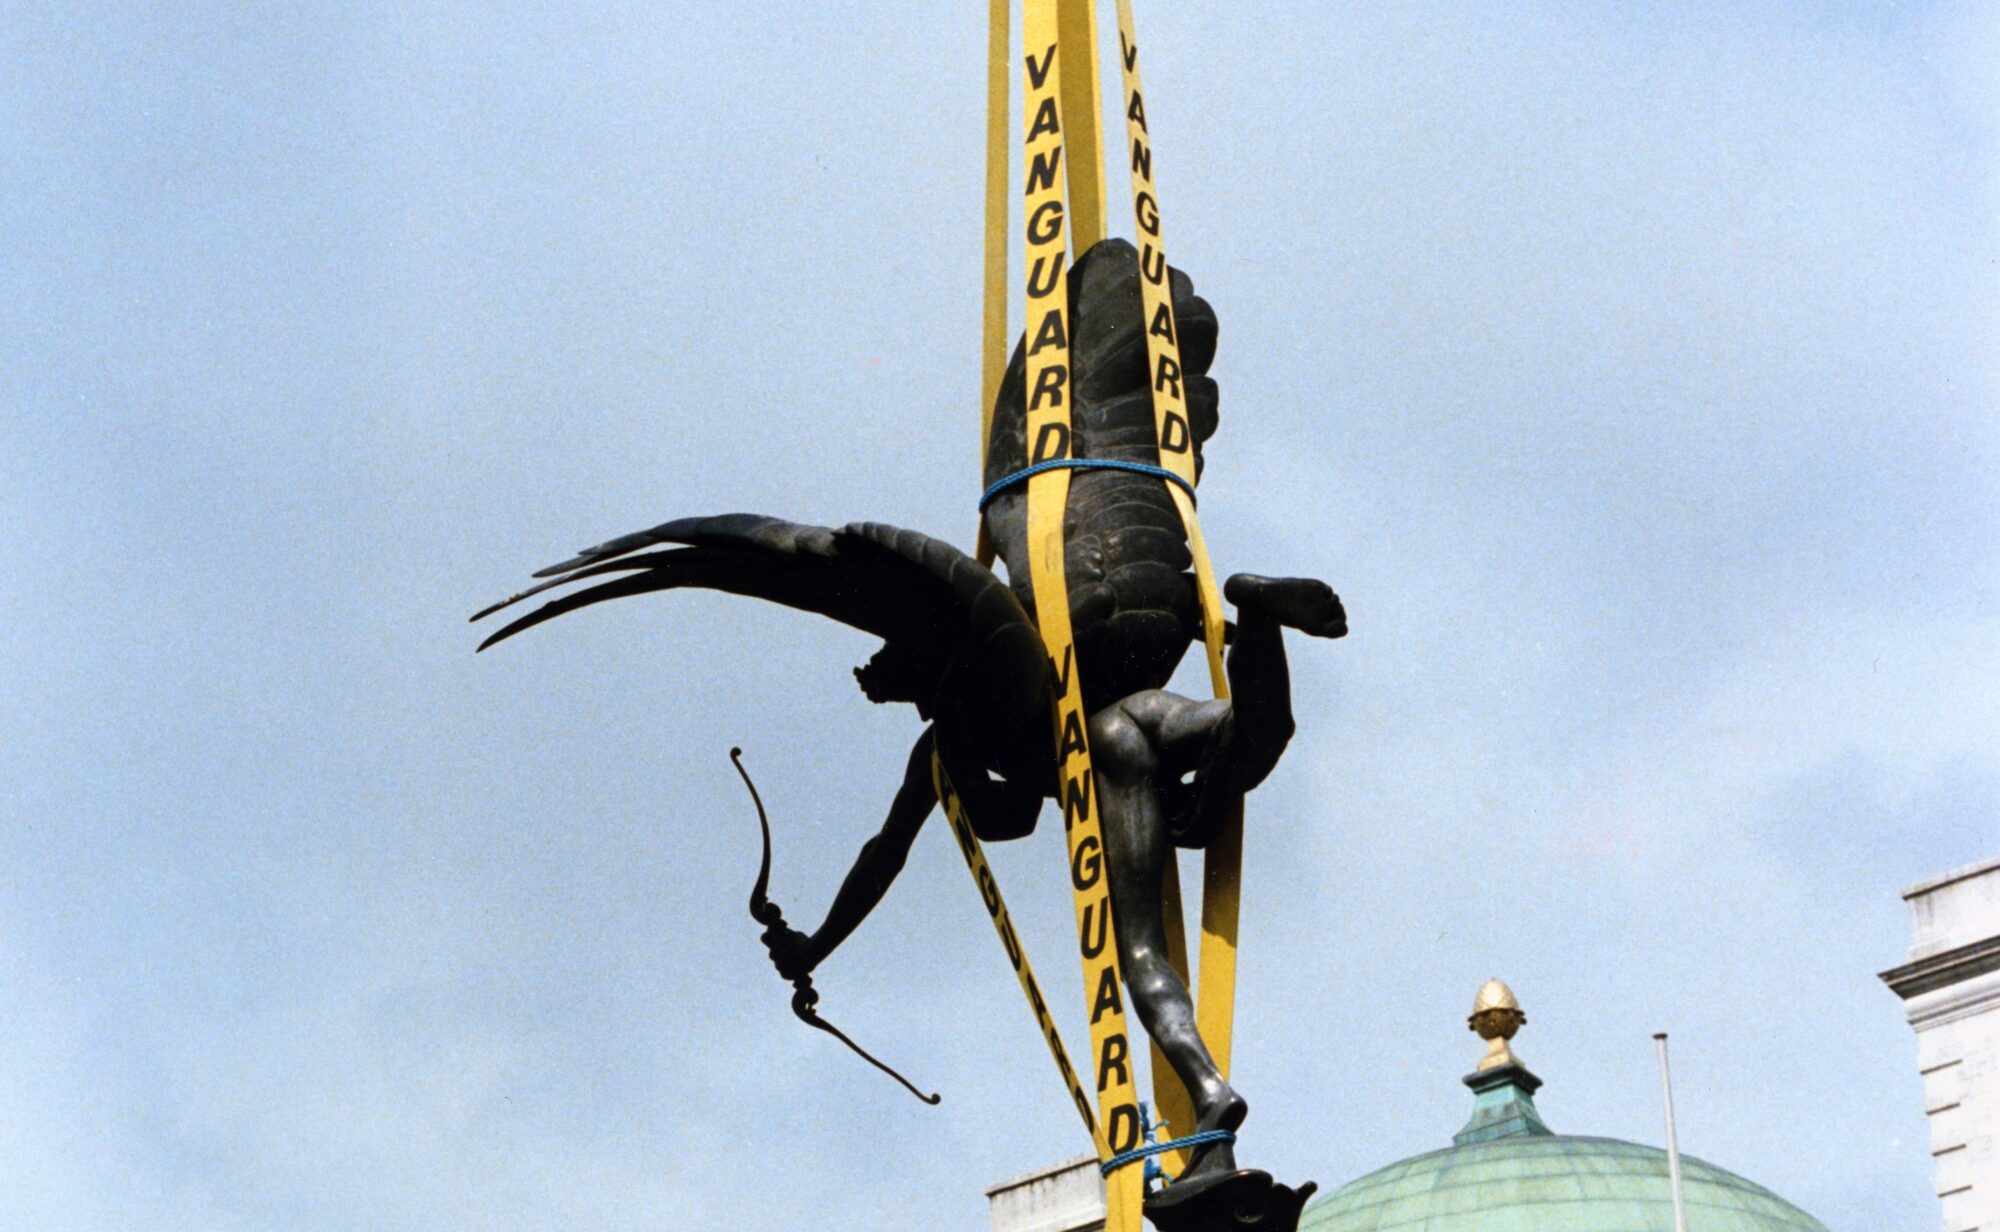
1300,1134,1828,1232
1301,982,1827,1232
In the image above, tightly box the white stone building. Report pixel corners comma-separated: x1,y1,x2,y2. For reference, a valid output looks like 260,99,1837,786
985,1156,1104,1232
1882,857,2000,1232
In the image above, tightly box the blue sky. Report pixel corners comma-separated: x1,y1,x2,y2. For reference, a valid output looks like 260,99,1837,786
3,3,1994,1229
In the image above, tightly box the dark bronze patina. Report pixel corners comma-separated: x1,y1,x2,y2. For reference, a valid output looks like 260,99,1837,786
476,240,1340,1229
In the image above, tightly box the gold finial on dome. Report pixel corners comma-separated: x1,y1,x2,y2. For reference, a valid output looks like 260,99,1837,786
1468,978,1527,1071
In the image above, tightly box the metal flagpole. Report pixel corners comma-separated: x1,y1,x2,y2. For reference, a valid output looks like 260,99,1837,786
1653,1032,1690,1232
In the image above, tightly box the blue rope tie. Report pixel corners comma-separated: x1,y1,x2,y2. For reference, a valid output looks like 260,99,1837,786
978,458,1197,513
1100,1129,1236,1177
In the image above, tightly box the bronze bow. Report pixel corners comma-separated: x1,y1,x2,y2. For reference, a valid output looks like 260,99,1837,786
732,747,940,1105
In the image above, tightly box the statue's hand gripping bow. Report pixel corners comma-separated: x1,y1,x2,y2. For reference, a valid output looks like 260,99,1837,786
731,747,941,1106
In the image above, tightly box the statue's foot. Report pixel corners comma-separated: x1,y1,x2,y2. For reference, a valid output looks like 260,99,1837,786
1178,1089,1249,1181
1224,575,1346,639
1143,1168,1319,1232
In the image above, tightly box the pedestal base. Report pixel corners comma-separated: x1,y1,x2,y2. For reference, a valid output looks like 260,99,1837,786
1142,1168,1318,1232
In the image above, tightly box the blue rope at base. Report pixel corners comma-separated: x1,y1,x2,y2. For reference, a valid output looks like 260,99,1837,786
978,458,1197,513
1100,1129,1237,1177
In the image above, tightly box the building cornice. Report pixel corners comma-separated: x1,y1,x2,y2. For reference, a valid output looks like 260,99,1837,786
1880,934,2000,1002
1901,856,2000,902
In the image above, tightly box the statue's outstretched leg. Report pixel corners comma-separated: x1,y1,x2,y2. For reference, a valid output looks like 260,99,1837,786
1176,574,1346,843
1090,574,1345,1190
1092,700,1246,1182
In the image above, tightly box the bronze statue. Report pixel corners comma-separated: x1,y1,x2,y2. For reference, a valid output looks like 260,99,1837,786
475,239,1342,1230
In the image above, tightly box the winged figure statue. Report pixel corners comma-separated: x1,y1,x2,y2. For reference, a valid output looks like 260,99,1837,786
475,239,1343,1230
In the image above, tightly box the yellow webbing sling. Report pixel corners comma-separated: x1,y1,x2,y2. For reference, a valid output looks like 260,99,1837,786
983,0,1106,571
932,757,1108,1158
946,1,1238,1219
1019,5,1146,1228
1109,0,1241,1174
974,0,1009,570
954,0,1152,1196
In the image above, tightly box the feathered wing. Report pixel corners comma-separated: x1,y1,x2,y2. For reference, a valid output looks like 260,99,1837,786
981,237,1220,498
472,513,1033,719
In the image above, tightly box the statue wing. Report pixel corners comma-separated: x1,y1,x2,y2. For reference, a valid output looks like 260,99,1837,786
472,514,1032,716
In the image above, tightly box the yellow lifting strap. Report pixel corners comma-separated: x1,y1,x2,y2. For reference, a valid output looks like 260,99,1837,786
1055,0,1110,250
1018,7,1145,1230
1108,0,1242,1173
982,0,1106,570
933,756,1110,1159
974,0,1009,569
955,0,1240,1209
